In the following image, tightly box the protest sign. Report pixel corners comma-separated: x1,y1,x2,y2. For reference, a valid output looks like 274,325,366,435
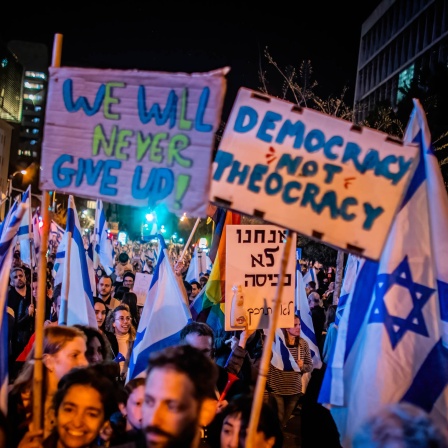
40,66,229,217
133,272,153,306
210,88,419,260
225,225,296,330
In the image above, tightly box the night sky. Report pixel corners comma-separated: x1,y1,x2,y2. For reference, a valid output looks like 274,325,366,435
2,2,382,119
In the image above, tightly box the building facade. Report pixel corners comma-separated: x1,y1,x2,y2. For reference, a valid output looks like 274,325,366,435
354,0,448,122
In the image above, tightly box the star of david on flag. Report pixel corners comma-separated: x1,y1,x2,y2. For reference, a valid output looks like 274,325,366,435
318,99,448,448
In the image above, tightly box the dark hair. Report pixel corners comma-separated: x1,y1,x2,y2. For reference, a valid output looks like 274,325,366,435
183,280,192,294
114,286,130,301
325,305,337,330
190,280,202,289
93,297,108,330
211,394,283,448
73,324,112,362
146,345,218,401
307,280,316,289
121,292,139,327
54,365,120,421
180,321,215,346
123,377,145,405
123,271,135,281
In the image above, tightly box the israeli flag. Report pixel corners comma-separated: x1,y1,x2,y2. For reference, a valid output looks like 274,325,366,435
94,199,115,275
335,254,365,326
268,328,300,372
296,270,322,369
127,235,192,381
318,99,448,447
0,200,28,413
59,196,97,328
185,246,212,283
16,186,33,267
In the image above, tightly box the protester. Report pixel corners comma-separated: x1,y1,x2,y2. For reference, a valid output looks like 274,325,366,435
111,377,146,446
266,314,313,429
74,324,113,364
18,364,120,448
105,304,136,381
352,402,448,448
211,393,283,448
307,291,326,351
142,344,218,448
122,271,135,291
97,275,119,310
121,291,140,328
8,325,89,447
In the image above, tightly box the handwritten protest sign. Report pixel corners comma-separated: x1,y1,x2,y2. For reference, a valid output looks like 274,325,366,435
225,225,296,330
210,88,419,260
40,66,229,217
133,272,153,306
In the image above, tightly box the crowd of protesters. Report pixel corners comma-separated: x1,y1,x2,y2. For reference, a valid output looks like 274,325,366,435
4,242,448,448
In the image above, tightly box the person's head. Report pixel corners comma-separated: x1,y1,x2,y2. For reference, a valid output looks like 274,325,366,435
180,321,215,358
114,286,130,302
308,291,322,309
121,292,138,319
199,276,209,288
352,402,448,448
143,344,218,447
285,314,301,341
217,394,283,448
74,324,111,364
93,298,108,330
52,283,62,320
97,275,113,298
122,271,135,289
10,266,26,289
13,325,89,393
307,280,316,291
52,365,119,448
41,326,89,383
183,280,193,298
328,281,335,291
12,250,22,268
118,252,130,266
120,377,146,431
325,304,337,330
189,281,202,299
106,304,135,338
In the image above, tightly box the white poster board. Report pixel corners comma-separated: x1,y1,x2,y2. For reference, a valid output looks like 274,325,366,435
225,225,296,330
210,88,419,260
133,272,153,306
41,66,229,217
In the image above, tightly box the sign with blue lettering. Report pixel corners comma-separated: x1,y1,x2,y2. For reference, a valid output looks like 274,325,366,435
225,225,297,330
40,66,229,217
210,88,419,260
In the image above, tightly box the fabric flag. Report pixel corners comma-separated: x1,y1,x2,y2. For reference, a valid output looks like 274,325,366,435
49,220,64,247
335,254,365,326
31,209,41,266
94,200,115,276
0,200,28,413
268,328,300,372
302,266,319,290
189,209,241,333
16,186,33,268
185,246,212,283
86,239,97,300
127,235,192,381
318,99,448,447
59,196,97,328
295,270,322,370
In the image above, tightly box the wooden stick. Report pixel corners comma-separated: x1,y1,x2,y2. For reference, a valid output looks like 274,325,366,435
178,216,201,261
245,230,294,448
32,32,63,432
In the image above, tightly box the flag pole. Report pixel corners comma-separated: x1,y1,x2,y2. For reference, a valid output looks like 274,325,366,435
179,217,201,261
245,230,294,448
32,32,63,432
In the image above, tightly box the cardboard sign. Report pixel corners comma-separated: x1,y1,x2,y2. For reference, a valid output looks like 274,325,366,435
133,272,153,306
225,225,297,330
210,88,419,260
40,66,229,217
